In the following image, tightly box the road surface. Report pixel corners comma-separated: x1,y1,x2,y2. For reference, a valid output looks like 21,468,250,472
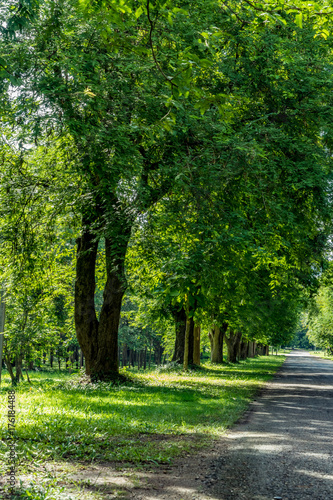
134,350,333,500
209,350,333,499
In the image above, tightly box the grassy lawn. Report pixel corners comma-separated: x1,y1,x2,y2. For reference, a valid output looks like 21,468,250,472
309,350,333,361
0,355,285,499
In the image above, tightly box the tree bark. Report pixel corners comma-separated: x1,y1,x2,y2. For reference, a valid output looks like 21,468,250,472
14,354,23,384
75,219,130,380
172,307,186,364
208,324,227,364
239,340,249,360
183,316,191,370
4,356,15,384
248,341,255,358
188,317,194,365
225,330,242,363
193,324,201,365
122,344,127,367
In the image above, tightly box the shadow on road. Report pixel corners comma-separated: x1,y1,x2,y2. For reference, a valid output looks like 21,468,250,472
134,350,333,500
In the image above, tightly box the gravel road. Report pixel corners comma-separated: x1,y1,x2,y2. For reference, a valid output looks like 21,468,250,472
134,351,333,500
208,350,333,500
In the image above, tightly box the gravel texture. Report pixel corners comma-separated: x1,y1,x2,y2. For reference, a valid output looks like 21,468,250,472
133,351,333,500
208,350,333,500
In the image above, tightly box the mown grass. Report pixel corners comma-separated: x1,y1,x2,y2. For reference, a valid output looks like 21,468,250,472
0,356,285,499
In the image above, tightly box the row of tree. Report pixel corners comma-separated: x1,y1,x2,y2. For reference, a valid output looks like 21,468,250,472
303,263,333,354
1,0,333,381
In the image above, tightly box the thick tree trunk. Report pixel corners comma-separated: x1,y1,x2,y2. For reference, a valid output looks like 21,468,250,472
75,221,130,381
172,307,186,364
239,341,249,360
193,324,201,365
75,228,99,376
208,324,227,364
225,330,242,363
248,341,256,358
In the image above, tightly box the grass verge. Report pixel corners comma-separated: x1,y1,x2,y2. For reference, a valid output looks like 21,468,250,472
0,355,285,499
309,350,333,361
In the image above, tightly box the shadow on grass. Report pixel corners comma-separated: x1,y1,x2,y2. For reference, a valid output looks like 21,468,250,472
0,356,284,466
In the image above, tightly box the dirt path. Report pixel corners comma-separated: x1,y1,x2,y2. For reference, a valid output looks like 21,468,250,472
132,351,333,500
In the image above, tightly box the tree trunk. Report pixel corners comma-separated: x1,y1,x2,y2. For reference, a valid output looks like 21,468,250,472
248,341,255,358
188,317,194,365
183,316,191,370
14,354,23,384
75,346,79,369
239,341,249,360
4,356,15,384
154,338,163,365
193,324,201,365
208,324,226,364
225,330,242,363
75,220,130,381
172,307,186,364
25,366,31,384
122,344,127,367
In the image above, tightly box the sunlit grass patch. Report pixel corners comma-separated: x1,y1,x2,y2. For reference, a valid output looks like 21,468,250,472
310,350,333,361
0,355,285,474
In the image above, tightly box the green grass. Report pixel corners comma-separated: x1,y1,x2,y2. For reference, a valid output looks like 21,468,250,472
0,356,285,499
309,350,333,361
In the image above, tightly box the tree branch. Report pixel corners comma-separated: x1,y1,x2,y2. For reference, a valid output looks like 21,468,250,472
146,0,176,87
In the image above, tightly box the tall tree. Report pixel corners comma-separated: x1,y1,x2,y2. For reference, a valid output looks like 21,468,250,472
1,0,333,380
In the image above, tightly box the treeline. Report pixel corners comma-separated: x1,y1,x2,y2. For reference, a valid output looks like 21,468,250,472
304,263,333,354
1,1,333,382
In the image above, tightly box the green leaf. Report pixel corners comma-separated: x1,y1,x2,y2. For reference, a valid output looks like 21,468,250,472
200,59,213,68
295,13,302,28
135,6,144,18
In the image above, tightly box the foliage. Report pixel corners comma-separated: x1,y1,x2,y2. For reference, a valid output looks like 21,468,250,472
1,0,333,377
305,288,333,353
0,137,78,379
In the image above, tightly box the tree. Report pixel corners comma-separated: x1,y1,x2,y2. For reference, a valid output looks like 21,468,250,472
304,264,333,353
1,0,333,379
0,136,77,383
